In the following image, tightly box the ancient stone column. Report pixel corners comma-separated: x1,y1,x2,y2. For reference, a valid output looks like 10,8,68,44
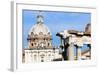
60,37,63,45
68,43,74,60
60,37,65,60
87,44,91,59
76,46,81,60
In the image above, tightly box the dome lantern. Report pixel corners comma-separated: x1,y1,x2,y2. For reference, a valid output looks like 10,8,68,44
37,15,44,24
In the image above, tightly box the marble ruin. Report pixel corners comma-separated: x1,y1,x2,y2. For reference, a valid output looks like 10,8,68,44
56,23,91,60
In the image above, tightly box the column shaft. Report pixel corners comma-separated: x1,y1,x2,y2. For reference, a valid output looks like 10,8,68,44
77,47,81,60
68,43,74,60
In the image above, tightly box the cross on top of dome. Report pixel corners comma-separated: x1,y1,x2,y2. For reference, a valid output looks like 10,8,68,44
37,11,44,24
37,15,44,24
28,11,51,36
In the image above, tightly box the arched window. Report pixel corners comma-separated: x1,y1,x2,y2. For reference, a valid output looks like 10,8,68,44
31,43,33,46
48,43,50,46
41,56,44,62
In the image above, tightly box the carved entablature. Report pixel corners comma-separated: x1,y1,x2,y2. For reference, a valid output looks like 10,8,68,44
56,26,91,47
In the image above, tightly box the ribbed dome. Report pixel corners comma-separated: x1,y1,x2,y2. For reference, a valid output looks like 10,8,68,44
29,23,51,35
29,15,51,35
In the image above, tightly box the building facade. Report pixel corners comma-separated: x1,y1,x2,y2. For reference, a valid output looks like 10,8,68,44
23,15,62,63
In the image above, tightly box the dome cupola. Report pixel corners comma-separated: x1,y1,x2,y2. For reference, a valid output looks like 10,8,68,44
27,14,53,49
29,15,51,36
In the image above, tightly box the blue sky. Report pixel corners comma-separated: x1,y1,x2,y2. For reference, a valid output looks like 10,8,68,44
22,10,91,51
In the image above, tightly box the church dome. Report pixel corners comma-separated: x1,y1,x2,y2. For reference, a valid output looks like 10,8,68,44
27,14,53,49
29,15,51,35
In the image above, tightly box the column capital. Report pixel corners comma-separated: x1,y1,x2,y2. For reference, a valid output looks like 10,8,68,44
75,44,82,48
